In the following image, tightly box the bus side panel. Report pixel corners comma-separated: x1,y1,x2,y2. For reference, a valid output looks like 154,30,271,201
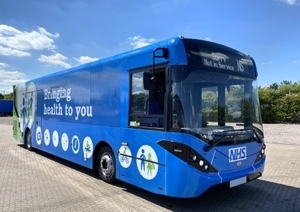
13,84,25,143
31,121,96,168
115,128,167,195
27,60,124,169
16,82,38,144
90,62,123,127
29,121,122,169
164,152,211,197
31,75,67,150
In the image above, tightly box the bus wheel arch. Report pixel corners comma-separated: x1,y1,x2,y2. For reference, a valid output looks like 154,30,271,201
25,128,32,151
93,141,116,184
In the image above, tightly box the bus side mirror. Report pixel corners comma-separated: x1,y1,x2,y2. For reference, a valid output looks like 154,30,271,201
151,48,169,82
143,72,155,90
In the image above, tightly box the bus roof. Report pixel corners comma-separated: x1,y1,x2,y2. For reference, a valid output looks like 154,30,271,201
22,36,253,83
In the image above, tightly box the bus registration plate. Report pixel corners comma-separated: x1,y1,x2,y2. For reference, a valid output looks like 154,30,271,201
229,176,246,188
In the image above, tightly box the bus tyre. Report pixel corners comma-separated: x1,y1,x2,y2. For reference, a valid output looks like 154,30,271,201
97,146,116,184
25,130,32,151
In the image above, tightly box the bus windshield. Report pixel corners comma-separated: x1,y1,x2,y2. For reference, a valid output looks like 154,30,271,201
171,66,263,144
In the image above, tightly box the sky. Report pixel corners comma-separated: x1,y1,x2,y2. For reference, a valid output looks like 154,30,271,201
0,0,300,94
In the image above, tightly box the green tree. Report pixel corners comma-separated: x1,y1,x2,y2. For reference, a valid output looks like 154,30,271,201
131,93,147,113
258,87,279,123
258,81,300,123
4,92,13,100
269,83,279,90
275,94,300,123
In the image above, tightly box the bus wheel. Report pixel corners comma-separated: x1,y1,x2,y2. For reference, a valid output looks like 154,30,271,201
97,146,116,184
25,130,32,151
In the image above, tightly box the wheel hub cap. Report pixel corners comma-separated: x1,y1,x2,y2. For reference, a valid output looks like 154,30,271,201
101,154,113,177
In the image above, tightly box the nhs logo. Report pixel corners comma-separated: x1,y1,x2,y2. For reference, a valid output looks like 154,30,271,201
228,146,247,162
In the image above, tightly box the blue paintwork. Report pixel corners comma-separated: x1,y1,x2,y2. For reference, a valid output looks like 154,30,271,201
16,36,265,198
0,100,13,114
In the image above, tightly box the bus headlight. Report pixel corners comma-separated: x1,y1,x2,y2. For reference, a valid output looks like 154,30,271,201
158,140,218,172
255,143,266,163
204,165,208,170
193,155,197,161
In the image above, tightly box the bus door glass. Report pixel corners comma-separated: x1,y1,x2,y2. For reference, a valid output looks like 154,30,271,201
129,68,165,129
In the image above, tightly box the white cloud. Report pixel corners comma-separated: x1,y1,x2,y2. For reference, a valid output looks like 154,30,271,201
38,53,71,69
0,70,27,94
132,91,144,94
132,75,143,88
0,62,9,69
204,37,212,41
0,46,30,57
281,0,300,5
0,25,21,35
0,24,59,57
262,61,274,65
126,35,156,49
74,56,98,65
293,60,300,63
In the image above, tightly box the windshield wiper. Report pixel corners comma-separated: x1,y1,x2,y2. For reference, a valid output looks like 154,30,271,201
204,135,228,152
203,129,255,152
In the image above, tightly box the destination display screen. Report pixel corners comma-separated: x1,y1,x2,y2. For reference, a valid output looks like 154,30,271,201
182,39,256,77
198,48,252,74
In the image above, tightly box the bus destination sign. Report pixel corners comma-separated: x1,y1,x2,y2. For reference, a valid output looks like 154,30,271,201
199,48,252,74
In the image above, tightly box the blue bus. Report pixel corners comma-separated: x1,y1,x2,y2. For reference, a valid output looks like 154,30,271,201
13,36,266,198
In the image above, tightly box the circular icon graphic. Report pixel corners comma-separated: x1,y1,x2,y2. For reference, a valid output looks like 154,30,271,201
83,136,93,161
52,130,59,147
44,129,50,146
36,126,42,145
118,146,132,168
71,135,80,154
61,133,69,151
136,145,158,180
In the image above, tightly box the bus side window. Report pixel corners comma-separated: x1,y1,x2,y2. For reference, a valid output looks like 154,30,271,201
147,98,163,114
148,70,165,115
130,72,148,115
129,69,165,128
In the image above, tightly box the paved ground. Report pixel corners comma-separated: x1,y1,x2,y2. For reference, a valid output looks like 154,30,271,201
0,117,300,211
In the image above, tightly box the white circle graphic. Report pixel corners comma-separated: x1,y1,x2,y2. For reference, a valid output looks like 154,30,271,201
136,145,158,180
83,137,93,160
118,146,132,168
44,129,50,146
71,135,80,154
52,130,59,147
61,133,69,151
36,126,42,145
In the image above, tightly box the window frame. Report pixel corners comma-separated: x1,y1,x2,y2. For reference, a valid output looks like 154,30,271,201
128,65,168,131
